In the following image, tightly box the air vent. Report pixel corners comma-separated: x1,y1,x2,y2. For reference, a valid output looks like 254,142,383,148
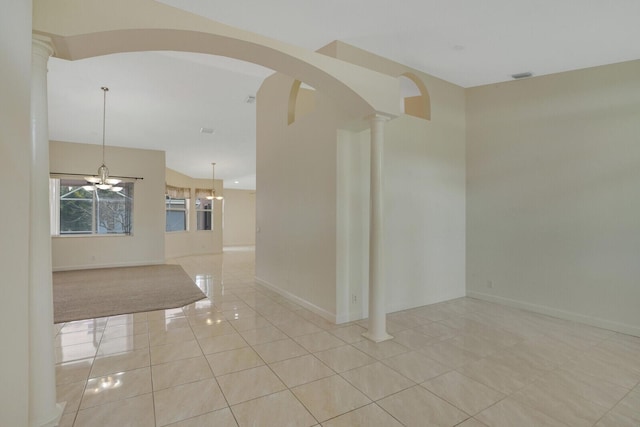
245,95,256,104
200,127,215,134
511,72,533,79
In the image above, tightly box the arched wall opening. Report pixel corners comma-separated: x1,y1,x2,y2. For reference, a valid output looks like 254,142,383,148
399,72,431,120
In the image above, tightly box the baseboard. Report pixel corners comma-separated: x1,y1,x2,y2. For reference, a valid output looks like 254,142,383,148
52,259,165,272
336,310,363,325
468,291,640,338
255,276,337,324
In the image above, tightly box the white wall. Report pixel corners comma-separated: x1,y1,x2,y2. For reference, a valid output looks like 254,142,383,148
0,1,31,424
223,189,256,247
466,60,640,336
50,141,166,270
165,168,223,258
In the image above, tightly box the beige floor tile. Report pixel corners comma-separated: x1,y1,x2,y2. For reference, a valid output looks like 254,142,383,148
217,365,286,405
56,380,85,415
382,350,451,383
206,347,264,376
191,321,237,340
293,331,345,353
55,329,102,347
419,340,480,368
456,418,488,427
314,345,375,373
330,324,367,343
55,341,99,363
152,356,213,391
239,325,288,345
74,393,155,427
59,318,108,334
57,412,76,427
149,327,196,347
150,340,202,365
322,403,403,427
107,313,148,326
475,397,568,427
458,357,532,394
148,316,190,331
80,367,152,409
512,381,608,427
231,390,316,427
392,328,438,351
97,333,149,356
198,332,247,354
565,353,640,389
422,371,505,416
253,338,308,363
165,407,238,426
447,334,502,357
228,315,271,332
341,361,414,400
102,322,148,340
352,339,410,360
56,358,93,385
612,388,640,422
414,321,458,339
276,319,324,337
533,368,628,410
596,411,639,427
270,354,334,387
90,347,150,377
153,378,227,426
377,385,468,427
292,375,370,422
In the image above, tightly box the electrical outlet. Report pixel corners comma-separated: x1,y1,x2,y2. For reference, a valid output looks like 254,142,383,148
351,294,357,304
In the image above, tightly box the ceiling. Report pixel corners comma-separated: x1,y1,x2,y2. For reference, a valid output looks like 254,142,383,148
47,0,640,189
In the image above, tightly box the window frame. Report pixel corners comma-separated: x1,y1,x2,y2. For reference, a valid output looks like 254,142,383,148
165,195,189,233
195,197,213,231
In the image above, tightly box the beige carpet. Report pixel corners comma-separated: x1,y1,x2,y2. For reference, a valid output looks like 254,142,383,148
53,264,206,324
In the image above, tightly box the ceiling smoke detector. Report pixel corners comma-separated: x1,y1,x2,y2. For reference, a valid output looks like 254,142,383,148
511,72,533,79
200,127,215,134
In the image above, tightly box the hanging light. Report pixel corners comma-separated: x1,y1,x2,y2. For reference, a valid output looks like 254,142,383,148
84,87,122,191
206,163,224,200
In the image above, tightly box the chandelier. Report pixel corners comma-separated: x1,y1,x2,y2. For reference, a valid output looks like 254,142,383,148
84,87,122,191
207,163,224,200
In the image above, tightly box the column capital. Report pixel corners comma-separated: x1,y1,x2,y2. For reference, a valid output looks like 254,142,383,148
32,34,55,59
367,112,396,123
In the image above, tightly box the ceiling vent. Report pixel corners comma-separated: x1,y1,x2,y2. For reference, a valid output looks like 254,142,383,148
200,127,215,134
245,95,256,104
511,72,533,79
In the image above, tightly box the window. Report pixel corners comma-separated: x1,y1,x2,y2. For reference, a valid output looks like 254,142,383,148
196,198,212,231
165,196,188,232
50,178,133,236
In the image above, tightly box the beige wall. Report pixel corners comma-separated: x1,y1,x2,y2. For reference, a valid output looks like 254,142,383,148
466,60,640,335
165,168,223,258
257,72,342,320
257,42,467,322
223,189,256,247
50,141,166,270
0,1,31,423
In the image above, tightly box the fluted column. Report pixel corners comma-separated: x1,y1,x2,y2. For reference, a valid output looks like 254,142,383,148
362,113,393,343
30,35,65,427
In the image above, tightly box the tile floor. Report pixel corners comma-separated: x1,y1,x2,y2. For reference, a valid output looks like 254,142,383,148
54,248,640,426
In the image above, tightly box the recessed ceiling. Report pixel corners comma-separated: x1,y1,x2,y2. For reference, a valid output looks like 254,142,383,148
47,0,640,189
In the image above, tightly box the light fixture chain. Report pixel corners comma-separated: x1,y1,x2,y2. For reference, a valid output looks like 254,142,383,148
101,86,109,165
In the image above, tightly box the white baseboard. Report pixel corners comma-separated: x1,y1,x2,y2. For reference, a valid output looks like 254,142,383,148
255,276,337,324
52,259,165,272
468,291,640,338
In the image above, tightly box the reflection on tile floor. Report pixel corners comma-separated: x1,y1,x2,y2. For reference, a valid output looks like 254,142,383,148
55,248,640,426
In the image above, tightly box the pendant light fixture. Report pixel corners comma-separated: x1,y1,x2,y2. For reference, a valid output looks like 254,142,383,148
206,162,224,200
84,87,122,191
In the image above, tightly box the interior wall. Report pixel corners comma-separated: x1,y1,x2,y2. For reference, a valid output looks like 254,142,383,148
165,168,223,258
256,72,341,320
0,1,31,424
466,60,640,336
223,189,256,247
332,42,467,319
50,141,166,270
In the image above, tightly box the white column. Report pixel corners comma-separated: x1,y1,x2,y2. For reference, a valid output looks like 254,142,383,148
30,35,65,427
362,113,393,343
